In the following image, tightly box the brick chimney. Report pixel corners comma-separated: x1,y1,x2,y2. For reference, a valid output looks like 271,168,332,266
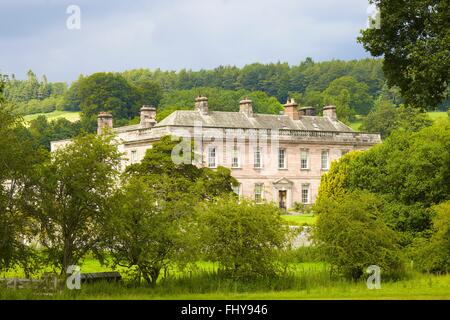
299,106,316,116
239,97,253,117
283,98,299,120
323,105,337,121
195,96,209,115
97,112,113,135
140,105,157,128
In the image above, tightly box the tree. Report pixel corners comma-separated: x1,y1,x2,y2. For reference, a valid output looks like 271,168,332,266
197,196,289,279
28,116,82,150
411,201,450,273
0,92,42,275
107,136,238,285
133,79,163,107
103,175,197,286
76,72,140,127
314,190,404,280
322,76,373,115
361,103,432,138
23,133,122,275
358,0,450,109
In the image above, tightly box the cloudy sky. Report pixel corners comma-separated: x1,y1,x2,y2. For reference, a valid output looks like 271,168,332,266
0,0,374,82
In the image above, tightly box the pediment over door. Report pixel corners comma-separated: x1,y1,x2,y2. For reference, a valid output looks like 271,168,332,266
272,177,293,186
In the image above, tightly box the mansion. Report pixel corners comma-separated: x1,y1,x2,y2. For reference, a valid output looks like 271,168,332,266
51,97,381,209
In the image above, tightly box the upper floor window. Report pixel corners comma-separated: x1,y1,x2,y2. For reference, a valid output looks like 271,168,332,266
278,148,286,169
254,184,263,203
254,147,262,169
300,149,309,170
231,147,240,168
321,150,329,170
208,147,217,168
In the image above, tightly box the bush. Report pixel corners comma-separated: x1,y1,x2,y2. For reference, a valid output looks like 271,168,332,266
314,190,405,280
410,201,450,273
197,197,290,280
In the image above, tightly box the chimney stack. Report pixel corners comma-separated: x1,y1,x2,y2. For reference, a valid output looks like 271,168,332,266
195,96,209,115
97,112,113,135
299,106,316,116
323,105,337,121
283,98,299,120
140,105,157,128
239,97,253,117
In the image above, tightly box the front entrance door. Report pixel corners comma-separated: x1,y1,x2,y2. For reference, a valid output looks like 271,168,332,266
279,190,287,209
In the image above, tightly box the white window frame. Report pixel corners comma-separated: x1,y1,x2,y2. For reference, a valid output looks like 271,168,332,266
254,147,262,169
278,148,287,169
232,183,241,197
231,147,240,168
300,148,309,170
254,183,263,203
301,183,310,204
321,149,329,170
208,147,217,168
130,150,137,164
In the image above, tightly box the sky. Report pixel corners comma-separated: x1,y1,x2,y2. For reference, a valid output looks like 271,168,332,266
0,0,374,83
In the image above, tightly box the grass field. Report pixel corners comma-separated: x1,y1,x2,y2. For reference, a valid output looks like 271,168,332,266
23,110,80,123
349,111,447,132
1,260,449,300
281,214,316,226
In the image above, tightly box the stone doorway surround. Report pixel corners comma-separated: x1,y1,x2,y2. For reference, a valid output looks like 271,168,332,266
272,177,293,210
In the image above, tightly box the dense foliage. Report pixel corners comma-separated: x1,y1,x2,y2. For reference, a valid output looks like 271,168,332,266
315,119,450,275
358,0,450,109
314,191,404,280
197,197,289,279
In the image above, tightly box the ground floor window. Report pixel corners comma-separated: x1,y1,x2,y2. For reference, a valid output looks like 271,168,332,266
254,184,263,203
232,183,241,196
301,183,310,204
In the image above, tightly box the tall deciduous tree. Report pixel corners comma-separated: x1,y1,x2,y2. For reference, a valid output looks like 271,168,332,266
23,133,122,275
358,0,450,109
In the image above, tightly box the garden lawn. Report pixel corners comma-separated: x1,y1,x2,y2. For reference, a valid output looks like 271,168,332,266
281,214,317,226
23,110,80,123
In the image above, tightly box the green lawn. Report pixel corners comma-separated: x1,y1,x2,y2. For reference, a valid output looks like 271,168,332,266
427,111,448,121
281,214,317,226
349,111,447,132
22,110,80,123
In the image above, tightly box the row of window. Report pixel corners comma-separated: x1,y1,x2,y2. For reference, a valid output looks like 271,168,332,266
208,147,334,170
232,183,311,204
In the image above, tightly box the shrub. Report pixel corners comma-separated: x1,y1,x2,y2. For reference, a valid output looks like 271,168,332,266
314,190,405,280
197,197,290,280
410,201,450,273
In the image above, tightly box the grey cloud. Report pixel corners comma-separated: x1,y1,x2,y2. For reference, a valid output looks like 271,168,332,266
0,0,372,82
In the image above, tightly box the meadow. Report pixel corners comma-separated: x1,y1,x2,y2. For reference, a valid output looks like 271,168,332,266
23,110,80,123
1,257,449,300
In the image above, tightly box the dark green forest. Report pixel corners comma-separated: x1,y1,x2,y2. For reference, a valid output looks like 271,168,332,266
1,58,397,122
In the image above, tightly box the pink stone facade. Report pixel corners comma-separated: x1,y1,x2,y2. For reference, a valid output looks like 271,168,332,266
51,97,381,209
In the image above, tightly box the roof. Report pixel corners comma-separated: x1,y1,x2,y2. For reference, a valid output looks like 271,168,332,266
155,110,354,132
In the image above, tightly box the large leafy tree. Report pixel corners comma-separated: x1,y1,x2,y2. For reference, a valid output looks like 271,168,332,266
105,136,238,285
23,133,122,275
358,0,450,109
75,72,140,128
322,76,373,115
0,82,42,275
